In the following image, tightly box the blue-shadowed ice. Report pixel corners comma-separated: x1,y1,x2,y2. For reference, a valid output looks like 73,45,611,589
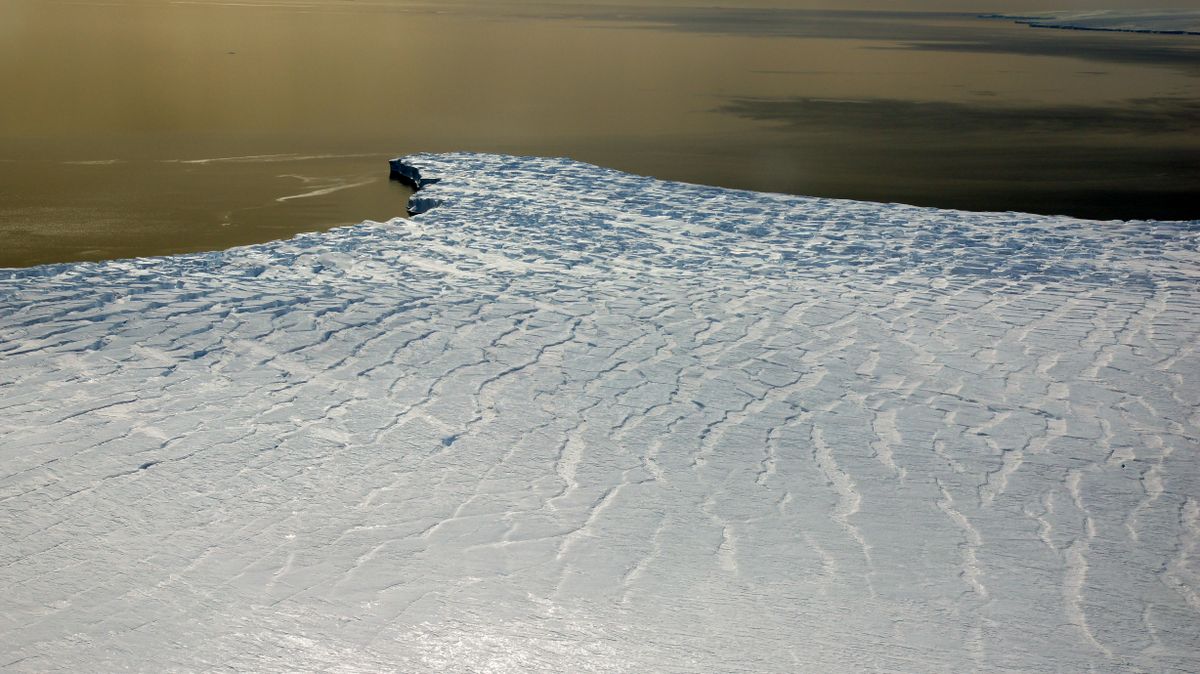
1,153,1199,672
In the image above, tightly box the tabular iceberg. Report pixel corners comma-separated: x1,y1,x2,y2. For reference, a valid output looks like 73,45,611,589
2,153,1198,672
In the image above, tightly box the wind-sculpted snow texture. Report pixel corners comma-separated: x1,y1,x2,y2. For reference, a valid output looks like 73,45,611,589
2,153,1199,672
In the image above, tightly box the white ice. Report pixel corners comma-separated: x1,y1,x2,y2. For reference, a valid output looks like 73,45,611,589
2,153,1199,672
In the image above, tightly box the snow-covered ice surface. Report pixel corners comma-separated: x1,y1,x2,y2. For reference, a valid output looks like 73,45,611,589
986,11,1200,35
2,152,1200,672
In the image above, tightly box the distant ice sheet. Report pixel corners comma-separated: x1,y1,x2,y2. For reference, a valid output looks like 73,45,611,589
2,153,1199,671
986,10,1200,35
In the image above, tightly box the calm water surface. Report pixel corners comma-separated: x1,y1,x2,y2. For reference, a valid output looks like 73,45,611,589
1,0,1198,266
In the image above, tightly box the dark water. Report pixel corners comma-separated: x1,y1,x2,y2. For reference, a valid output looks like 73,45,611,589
1,0,1198,267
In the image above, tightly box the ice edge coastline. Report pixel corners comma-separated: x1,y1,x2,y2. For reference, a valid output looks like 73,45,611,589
982,11,1200,36
3,150,1191,278
395,152,1178,226
389,157,442,215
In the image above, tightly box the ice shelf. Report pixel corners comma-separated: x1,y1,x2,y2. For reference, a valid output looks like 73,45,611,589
1,153,1198,672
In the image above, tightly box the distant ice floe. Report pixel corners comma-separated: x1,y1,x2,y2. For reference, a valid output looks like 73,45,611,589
161,152,385,165
985,10,1200,35
2,153,1199,672
274,177,377,203
61,159,125,166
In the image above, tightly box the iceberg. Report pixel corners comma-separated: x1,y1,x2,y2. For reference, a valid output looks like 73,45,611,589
1,153,1198,671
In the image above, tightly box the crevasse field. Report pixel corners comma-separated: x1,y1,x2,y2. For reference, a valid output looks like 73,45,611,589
2,153,1199,672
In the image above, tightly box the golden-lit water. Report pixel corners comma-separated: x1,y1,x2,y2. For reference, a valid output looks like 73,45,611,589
2,0,1198,266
